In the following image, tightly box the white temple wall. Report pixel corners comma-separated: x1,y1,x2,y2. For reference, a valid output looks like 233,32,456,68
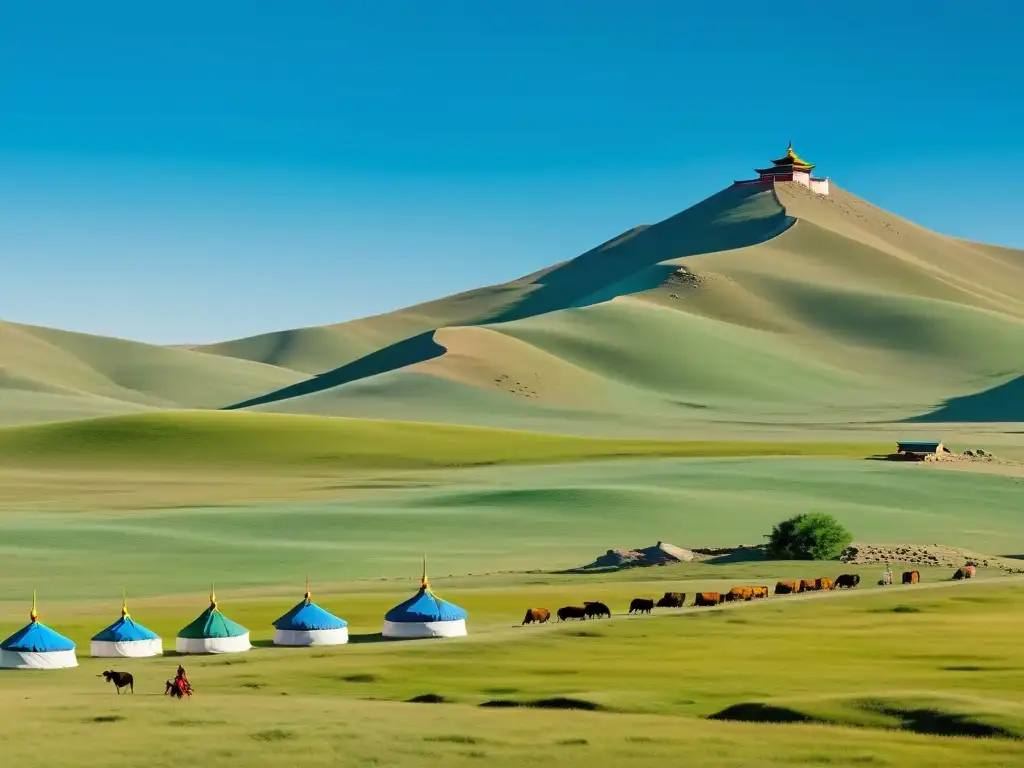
791,171,811,188
810,177,830,195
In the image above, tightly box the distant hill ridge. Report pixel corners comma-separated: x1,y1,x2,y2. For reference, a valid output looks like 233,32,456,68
2,180,1022,431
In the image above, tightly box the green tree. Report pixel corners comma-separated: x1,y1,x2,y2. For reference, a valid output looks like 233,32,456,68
766,512,852,560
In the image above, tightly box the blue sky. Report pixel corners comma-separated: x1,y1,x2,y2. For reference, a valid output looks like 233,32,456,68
2,1,1021,344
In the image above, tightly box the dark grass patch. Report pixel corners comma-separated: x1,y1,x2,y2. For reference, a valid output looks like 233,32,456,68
252,729,295,742
89,715,125,723
881,605,921,614
341,673,380,683
855,700,1022,740
480,697,603,712
424,735,480,745
213,657,248,665
940,665,1013,672
481,687,519,695
556,738,589,746
241,682,263,689
708,703,826,724
529,668,578,676
407,693,447,704
463,751,488,759
567,630,603,638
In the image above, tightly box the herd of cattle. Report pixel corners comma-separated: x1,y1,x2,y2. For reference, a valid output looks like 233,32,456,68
521,565,978,624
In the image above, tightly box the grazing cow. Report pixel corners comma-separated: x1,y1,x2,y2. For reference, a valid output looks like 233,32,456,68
522,608,550,624
751,586,769,599
799,579,820,592
952,567,975,581
902,570,920,585
628,598,654,615
557,606,587,622
694,592,722,607
726,586,755,602
101,670,134,694
966,565,976,578
834,574,860,589
584,601,611,619
774,580,800,595
816,577,835,592
656,592,686,608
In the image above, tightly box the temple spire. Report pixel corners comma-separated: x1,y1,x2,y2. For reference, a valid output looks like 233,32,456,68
421,554,430,590
304,572,311,602
122,588,130,618
30,590,38,622
210,582,217,610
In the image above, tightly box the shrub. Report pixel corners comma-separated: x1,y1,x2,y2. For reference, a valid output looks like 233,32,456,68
766,512,852,560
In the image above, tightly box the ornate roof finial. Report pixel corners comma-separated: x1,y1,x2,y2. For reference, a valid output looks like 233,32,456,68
421,553,430,590
122,588,130,618
210,582,218,610
304,572,311,602
30,590,38,622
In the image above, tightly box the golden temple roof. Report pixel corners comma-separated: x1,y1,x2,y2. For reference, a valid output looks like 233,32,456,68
769,142,815,170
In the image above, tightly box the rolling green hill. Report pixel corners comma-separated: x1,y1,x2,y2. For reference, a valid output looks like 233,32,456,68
2,179,1022,432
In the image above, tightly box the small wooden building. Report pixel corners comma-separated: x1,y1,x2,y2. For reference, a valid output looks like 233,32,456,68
896,440,945,455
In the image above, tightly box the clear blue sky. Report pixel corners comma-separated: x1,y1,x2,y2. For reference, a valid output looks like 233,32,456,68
2,1,1021,344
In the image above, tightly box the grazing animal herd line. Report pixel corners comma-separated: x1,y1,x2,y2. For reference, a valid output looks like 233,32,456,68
522,566,978,624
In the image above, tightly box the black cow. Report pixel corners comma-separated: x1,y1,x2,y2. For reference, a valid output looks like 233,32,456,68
628,598,654,615
101,670,134,694
583,601,611,619
834,574,861,589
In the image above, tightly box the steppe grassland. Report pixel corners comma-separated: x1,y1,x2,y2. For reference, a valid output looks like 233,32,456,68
1,576,1023,768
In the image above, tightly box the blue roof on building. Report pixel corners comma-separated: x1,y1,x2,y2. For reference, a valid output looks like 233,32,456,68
91,614,161,643
1,620,75,653
273,597,347,631
385,586,467,623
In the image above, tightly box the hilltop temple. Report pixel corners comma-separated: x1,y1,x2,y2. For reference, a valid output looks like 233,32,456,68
734,142,830,196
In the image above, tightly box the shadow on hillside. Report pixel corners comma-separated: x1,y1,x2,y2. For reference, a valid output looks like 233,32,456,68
906,376,1024,422
709,702,824,724
222,185,795,412
347,632,388,645
223,332,445,411
857,700,1022,740
486,184,793,324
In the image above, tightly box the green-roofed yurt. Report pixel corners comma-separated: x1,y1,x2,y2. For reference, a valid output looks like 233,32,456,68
175,587,250,655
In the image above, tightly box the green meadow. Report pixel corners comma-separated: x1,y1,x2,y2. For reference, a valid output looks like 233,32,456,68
2,574,1023,767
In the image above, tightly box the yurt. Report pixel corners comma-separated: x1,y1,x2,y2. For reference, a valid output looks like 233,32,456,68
0,592,78,670
90,593,163,658
175,587,251,654
382,558,467,639
273,577,348,646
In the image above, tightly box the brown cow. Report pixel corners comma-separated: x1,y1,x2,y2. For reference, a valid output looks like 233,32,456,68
726,586,755,602
774,580,799,595
799,579,820,592
694,592,722,607
557,606,586,621
656,592,686,608
952,567,973,581
628,598,654,615
902,570,920,585
834,574,860,589
816,577,835,591
751,586,769,599
522,608,550,624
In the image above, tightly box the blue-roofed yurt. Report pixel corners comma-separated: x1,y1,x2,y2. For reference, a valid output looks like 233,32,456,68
382,558,467,639
273,577,348,646
0,592,78,670
175,587,251,655
90,594,163,658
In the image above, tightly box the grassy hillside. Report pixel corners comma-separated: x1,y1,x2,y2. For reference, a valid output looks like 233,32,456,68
0,410,882,471
3,180,1022,430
